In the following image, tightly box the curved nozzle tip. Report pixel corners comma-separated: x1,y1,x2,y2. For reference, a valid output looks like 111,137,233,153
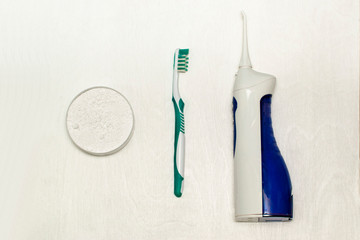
240,10,246,20
239,10,252,68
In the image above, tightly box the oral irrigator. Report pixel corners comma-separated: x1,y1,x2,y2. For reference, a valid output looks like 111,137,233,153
233,12,293,222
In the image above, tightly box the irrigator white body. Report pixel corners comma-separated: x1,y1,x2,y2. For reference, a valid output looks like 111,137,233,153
233,13,293,222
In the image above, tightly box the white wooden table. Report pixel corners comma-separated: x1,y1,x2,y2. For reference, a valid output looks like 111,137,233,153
0,0,359,239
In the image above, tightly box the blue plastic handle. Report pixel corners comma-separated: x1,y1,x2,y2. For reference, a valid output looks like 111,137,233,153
260,95,293,218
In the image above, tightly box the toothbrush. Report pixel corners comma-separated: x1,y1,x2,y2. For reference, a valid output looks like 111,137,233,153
233,12,293,221
172,48,189,197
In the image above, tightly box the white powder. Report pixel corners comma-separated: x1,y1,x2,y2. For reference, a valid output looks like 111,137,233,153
66,87,134,156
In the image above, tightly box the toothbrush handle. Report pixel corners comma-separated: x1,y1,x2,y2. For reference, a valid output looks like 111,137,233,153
172,97,185,197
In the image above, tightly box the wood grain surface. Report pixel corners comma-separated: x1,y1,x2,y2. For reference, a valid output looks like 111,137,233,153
0,0,359,239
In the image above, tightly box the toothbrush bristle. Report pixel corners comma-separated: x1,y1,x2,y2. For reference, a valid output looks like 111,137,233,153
177,49,189,73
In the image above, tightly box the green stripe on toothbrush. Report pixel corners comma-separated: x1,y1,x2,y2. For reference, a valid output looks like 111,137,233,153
172,97,185,197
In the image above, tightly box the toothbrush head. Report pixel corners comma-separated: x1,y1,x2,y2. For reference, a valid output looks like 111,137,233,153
177,49,189,73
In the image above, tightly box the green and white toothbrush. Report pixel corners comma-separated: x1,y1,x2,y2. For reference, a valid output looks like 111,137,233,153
172,48,189,197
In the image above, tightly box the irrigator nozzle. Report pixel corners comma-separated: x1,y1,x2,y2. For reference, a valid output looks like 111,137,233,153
239,11,252,68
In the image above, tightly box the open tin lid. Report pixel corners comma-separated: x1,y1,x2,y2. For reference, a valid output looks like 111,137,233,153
66,86,134,156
